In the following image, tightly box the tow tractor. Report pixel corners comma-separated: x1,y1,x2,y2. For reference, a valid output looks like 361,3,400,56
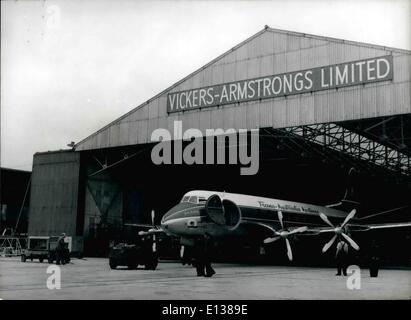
109,237,158,270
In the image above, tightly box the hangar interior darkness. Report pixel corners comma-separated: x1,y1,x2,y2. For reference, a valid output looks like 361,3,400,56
78,114,411,265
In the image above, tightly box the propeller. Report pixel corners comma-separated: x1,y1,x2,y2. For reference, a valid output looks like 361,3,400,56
263,211,308,261
151,210,157,252
278,210,284,229
180,245,185,259
319,209,360,253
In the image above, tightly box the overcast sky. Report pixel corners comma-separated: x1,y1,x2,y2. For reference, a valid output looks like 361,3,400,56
1,0,410,171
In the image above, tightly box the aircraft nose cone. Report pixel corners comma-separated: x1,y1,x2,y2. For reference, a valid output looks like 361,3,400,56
161,215,171,230
160,214,180,235
161,219,170,229
161,208,174,225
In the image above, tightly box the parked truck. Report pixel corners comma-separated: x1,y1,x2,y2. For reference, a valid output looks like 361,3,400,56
21,236,71,263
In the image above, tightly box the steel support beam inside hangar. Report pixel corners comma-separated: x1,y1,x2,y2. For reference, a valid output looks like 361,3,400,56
28,27,411,263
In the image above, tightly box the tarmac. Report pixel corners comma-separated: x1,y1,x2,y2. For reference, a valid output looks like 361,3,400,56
0,257,410,300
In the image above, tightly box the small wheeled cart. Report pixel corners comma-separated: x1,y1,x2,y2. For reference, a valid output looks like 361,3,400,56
21,236,70,264
109,242,158,270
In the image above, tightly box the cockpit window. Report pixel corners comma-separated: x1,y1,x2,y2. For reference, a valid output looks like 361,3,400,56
180,195,206,204
181,196,190,203
188,196,198,204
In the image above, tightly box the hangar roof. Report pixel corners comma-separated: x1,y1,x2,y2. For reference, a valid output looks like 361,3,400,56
75,27,411,151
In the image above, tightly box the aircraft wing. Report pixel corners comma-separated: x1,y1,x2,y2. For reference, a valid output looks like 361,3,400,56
123,223,164,235
240,220,279,240
124,223,154,228
301,227,336,235
303,221,411,235
240,220,309,239
347,221,411,232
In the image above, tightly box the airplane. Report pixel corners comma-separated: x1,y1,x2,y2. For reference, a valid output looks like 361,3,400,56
155,189,411,262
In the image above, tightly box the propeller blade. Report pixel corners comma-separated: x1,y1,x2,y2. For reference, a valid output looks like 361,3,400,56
341,233,360,251
288,226,308,235
319,213,334,228
322,234,337,253
278,211,284,229
263,236,281,244
151,210,156,252
180,245,184,258
152,233,157,252
341,209,356,228
285,238,293,261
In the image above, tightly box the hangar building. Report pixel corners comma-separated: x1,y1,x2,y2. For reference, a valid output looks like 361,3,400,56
27,27,411,262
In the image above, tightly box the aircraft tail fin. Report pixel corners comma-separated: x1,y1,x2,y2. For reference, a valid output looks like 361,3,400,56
326,168,361,213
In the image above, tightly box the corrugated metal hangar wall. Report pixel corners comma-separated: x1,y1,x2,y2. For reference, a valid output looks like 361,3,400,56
28,151,84,253
28,150,125,255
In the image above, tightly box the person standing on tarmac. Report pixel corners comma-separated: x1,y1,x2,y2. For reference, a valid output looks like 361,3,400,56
194,233,216,277
203,233,216,277
335,237,349,276
194,237,205,276
56,233,66,265
181,245,194,266
368,239,380,277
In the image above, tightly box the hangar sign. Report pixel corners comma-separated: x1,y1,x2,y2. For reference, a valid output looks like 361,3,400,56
167,55,393,113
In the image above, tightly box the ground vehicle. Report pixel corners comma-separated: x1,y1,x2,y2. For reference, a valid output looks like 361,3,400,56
21,236,71,263
1,247,14,257
109,242,158,270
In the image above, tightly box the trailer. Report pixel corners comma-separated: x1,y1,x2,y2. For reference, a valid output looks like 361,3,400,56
21,236,71,263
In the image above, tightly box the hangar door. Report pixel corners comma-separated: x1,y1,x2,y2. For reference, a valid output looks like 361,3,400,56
28,150,83,253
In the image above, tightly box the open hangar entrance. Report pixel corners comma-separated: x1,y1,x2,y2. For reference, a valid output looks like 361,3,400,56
80,113,411,265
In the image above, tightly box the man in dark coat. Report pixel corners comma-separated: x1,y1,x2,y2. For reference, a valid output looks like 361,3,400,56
56,233,66,265
194,233,216,277
369,240,380,277
181,245,194,266
335,237,349,276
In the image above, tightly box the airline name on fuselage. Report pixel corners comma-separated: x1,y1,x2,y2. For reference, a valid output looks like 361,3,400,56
257,201,318,214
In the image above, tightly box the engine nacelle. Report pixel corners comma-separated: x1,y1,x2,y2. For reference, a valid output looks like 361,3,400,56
205,194,241,230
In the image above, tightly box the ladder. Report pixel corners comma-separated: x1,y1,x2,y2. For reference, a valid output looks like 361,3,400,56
0,236,24,256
